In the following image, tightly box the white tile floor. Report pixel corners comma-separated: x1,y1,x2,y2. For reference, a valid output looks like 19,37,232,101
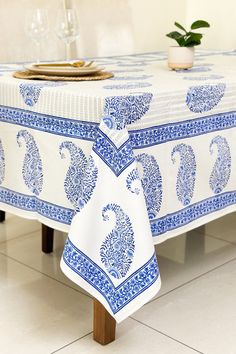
1,213,236,353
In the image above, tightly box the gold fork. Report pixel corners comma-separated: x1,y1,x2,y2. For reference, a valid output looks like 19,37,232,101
35,60,94,68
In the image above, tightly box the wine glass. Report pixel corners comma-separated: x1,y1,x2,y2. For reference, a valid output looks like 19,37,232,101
25,9,49,63
56,9,79,61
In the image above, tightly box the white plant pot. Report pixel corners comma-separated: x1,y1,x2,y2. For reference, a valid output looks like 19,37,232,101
168,46,195,70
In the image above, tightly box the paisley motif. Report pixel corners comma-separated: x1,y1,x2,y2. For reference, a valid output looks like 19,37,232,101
100,203,135,279
136,153,162,219
126,168,141,195
171,144,196,206
209,136,231,194
222,50,236,56
112,69,144,73
19,82,66,107
17,130,43,195
186,83,226,113
117,61,147,67
75,156,98,211
177,66,211,74
59,141,98,211
103,82,152,90
0,140,5,184
103,93,153,129
103,117,114,130
111,75,153,81
19,84,42,107
183,75,224,81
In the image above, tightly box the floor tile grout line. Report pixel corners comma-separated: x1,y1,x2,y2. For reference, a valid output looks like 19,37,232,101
0,227,41,245
50,331,93,354
198,230,236,246
130,317,204,353
1,233,236,305
0,250,93,299
148,254,236,304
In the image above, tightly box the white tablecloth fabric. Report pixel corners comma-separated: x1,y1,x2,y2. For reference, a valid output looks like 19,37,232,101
0,50,236,321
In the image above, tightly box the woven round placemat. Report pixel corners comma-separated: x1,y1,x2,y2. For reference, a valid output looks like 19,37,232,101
13,70,114,81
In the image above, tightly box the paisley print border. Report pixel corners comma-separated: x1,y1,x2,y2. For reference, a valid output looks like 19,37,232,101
3,186,236,239
0,140,5,184
0,186,74,224
2,106,236,150
63,238,158,314
93,129,134,176
150,190,236,237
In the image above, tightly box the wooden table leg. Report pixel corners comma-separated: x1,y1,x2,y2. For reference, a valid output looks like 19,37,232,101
93,299,116,345
0,211,5,222
186,227,205,262
41,224,54,253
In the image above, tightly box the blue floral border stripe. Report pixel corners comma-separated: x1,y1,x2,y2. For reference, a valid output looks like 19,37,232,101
63,238,159,314
93,129,135,176
0,105,98,141
1,106,236,149
0,187,74,224
1,187,236,240
129,111,236,149
151,190,236,236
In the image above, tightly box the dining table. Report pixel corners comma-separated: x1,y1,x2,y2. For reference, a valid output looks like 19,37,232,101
0,49,236,344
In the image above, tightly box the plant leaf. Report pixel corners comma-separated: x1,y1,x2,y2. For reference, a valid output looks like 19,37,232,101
185,40,201,47
187,32,203,37
176,37,186,46
191,20,210,30
166,31,183,40
184,33,203,47
174,22,187,33
166,31,186,46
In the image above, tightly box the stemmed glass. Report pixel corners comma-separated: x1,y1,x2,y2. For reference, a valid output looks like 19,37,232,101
25,9,49,63
55,9,79,61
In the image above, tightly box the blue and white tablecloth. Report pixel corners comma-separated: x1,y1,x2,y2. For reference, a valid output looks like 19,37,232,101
0,50,236,321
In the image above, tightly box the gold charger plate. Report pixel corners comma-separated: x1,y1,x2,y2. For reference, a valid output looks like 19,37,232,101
13,70,114,81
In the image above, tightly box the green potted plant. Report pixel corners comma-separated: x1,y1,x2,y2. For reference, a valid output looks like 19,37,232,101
166,20,210,70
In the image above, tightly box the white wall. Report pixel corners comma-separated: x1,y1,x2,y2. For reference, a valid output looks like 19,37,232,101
186,0,236,50
0,0,235,63
0,0,186,62
0,0,64,63
75,0,187,57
